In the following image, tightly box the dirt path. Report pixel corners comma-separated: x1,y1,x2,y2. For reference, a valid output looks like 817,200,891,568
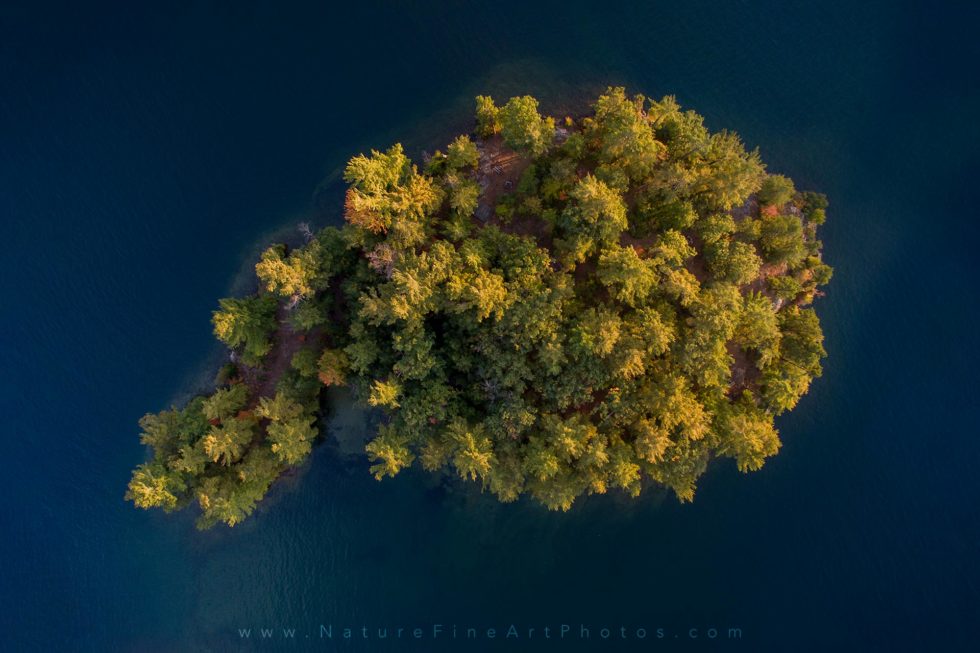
474,136,530,219
242,303,309,402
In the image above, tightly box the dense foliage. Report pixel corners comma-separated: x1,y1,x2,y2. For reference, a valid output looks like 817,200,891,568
128,88,831,527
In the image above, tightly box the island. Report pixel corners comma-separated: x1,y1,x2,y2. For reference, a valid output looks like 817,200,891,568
127,88,831,529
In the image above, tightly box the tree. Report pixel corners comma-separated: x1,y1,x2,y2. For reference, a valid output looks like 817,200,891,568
586,87,665,182
570,307,622,359
365,424,415,479
343,144,443,245
446,135,479,170
498,96,554,156
318,348,349,386
267,416,317,465
212,295,278,366
736,292,781,368
136,408,182,459
447,176,480,217
768,274,804,301
368,379,402,408
759,214,806,266
193,461,276,529
445,267,510,321
256,391,304,423
716,394,781,472
597,245,658,306
695,213,736,244
126,462,186,511
170,441,209,476
632,419,671,464
201,384,249,421
758,306,826,414
778,306,826,377
811,261,834,286
290,296,330,331
202,416,255,465
474,95,500,137
344,143,411,196
446,418,495,481
691,131,764,210
681,283,742,388
647,94,703,152
706,240,762,285
255,243,325,299
633,197,697,235
291,347,319,378
558,175,628,262
487,444,526,502
626,306,676,357
758,174,796,207
653,229,696,267
607,436,642,496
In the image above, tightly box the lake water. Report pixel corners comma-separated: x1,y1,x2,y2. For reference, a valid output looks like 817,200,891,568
2,1,979,651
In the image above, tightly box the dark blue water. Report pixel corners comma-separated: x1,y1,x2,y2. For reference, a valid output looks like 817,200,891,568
2,1,979,651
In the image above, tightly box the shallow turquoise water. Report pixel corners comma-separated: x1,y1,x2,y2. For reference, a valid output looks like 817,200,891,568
2,1,979,650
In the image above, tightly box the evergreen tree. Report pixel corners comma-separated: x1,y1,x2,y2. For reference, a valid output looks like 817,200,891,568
126,462,186,511
498,95,555,156
474,95,500,137
212,295,278,366
446,135,479,170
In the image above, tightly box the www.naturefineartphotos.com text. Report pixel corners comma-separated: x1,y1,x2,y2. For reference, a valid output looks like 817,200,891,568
236,623,744,643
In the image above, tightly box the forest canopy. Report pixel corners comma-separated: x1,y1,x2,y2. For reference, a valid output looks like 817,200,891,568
128,88,831,528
